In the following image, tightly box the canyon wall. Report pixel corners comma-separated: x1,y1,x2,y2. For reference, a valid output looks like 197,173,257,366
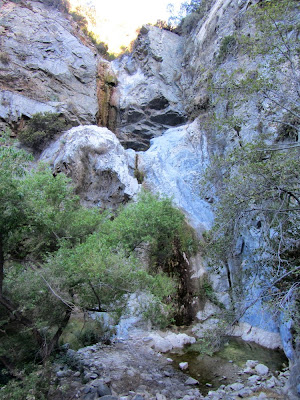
0,1,299,394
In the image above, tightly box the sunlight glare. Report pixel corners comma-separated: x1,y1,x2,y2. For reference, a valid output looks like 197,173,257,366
69,0,183,54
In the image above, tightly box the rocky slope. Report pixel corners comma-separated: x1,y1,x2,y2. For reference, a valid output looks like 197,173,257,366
0,0,98,129
50,333,290,400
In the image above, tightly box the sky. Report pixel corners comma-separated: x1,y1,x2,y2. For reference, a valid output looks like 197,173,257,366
70,0,183,53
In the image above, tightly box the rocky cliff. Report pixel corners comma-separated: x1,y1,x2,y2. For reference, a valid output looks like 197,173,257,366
0,0,299,397
0,0,98,129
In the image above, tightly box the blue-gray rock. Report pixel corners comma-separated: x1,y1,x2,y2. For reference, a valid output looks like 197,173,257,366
97,383,112,397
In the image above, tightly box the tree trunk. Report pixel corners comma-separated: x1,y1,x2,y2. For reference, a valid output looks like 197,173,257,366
40,307,72,360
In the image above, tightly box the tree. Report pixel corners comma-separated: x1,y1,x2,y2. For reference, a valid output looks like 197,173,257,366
0,135,183,371
208,0,300,143
0,133,104,366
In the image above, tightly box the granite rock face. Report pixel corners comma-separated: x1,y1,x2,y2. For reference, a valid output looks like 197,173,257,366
40,126,139,208
0,0,98,126
112,25,186,150
140,118,214,233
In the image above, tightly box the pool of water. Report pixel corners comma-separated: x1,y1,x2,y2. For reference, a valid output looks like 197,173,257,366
166,337,288,395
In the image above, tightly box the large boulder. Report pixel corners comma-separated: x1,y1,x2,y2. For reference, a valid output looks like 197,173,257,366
40,125,139,208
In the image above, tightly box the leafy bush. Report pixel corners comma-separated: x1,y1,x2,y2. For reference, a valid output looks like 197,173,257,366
69,11,87,29
102,190,198,270
168,0,213,31
75,319,112,347
0,364,51,400
18,112,68,152
216,35,237,64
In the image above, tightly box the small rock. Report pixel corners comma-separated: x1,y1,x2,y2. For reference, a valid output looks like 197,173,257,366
246,360,259,368
237,388,253,398
185,377,199,385
230,382,244,391
90,373,98,379
73,371,81,377
248,375,261,384
166,358,173,363
56,370,68,378
266,376,277,388
205,383,212,387
255,364,269,376
142,337,152,342
83,394,98,400
83,386,91,394
132,395,144,400
257,393,267,399
243,367,254,374
97,383,112,397
156,394,167,400
179,362,189,370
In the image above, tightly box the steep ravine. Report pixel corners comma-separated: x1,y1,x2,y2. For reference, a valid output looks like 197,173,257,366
0,0,299,398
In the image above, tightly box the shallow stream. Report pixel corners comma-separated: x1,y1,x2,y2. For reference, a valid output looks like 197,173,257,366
167,337,288,395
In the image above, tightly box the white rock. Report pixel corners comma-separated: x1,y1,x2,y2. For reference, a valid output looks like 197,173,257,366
196,301,220,322
248,375,261,384
255,364,269,376
148,331,196,353
179,362,189,371
41,126,139,208
246,360,259,369
0,2,98,124
185,377,199,385
231,323,282,349
230,382,244,391
243,367,254,374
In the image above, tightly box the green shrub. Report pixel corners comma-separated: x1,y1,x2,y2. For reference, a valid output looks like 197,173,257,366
0,365,51,400
75,319,112,347
216,35,237,64
18,112,68,152
69,11,87,29
103,190,198,270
